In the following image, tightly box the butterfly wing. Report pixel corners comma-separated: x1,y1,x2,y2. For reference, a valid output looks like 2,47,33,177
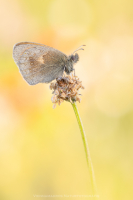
13,42,67,85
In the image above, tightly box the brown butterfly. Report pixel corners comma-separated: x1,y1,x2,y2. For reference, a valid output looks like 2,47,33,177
13,42,85,85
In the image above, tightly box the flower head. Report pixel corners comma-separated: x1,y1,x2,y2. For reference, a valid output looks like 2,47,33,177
49,73,84,108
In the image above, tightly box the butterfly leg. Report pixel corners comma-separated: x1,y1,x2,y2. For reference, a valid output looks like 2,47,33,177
73,68,75,76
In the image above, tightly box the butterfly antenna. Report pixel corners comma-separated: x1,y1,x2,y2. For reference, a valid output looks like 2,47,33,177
72,45,86,54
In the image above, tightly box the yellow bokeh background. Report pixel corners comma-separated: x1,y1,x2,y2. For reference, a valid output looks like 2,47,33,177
0,0,133,199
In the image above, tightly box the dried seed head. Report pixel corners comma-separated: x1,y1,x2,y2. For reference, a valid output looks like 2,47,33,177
53,103,56,109
49,73,84,108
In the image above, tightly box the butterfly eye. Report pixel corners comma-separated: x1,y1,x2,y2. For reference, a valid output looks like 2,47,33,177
71,55,75,61
70,53,79,63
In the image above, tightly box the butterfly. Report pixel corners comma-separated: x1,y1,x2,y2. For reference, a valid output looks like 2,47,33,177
13,42,85,85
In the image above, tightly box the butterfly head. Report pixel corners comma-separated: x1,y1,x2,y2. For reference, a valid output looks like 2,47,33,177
68,53,79,64
64,53,79,75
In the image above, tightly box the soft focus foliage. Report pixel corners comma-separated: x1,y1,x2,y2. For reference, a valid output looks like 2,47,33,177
0,0,133,199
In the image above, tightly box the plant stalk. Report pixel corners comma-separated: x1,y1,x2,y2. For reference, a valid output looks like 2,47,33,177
71,102,97,195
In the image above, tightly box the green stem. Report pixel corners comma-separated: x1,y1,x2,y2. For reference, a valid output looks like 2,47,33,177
71,102,97,195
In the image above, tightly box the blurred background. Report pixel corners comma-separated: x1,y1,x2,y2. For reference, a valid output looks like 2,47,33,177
0,0,133,199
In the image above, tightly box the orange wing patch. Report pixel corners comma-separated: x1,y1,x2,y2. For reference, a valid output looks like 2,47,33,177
37,52,48,64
